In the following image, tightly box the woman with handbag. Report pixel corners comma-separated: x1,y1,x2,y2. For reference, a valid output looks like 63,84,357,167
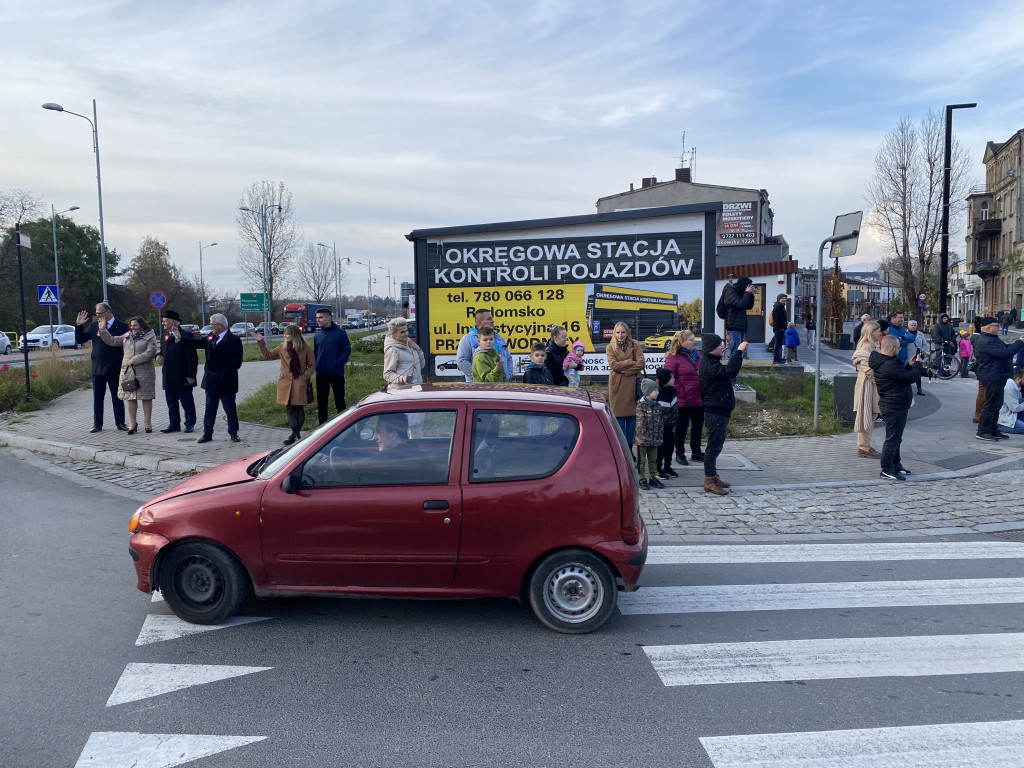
606,321,646,452
256,323,315,445
98,316,157,434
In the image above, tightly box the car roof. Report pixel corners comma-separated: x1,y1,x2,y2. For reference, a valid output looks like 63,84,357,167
360,382,601,408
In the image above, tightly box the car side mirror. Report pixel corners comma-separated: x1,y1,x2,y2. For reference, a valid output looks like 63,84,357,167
282,472,300,494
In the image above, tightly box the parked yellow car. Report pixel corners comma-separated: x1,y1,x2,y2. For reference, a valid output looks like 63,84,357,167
643,332,677,351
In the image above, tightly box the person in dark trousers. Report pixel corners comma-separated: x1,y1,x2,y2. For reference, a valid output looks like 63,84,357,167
869,335,922,480
698,332,747,495
974,316,1024,441
769,294,788,365
313,307,351,425
720,276,756,386
852,313,871,347
155,310,198,433
76,302,129,432
655,367,678,479
180,313,244,443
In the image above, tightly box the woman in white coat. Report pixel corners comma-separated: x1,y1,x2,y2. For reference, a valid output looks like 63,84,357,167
383,317,425,437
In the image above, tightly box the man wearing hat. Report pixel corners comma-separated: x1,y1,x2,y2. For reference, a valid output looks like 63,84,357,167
974,316,1024,441
154,310,198,433
698,332,748,495
768,293,789,365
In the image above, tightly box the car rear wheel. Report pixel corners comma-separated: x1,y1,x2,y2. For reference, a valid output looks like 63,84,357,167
664,340,672,350
159,542,249,625
528,549,616,634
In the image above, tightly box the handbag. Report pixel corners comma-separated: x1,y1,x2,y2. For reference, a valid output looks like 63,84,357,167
121,364,140,392
305,381,314,405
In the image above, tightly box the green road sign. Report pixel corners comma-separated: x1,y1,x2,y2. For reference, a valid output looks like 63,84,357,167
240,292,268,312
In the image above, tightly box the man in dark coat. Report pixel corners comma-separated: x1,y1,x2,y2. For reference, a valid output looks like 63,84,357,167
698,332,747,495
868,335,923,480
852,313,871,346
974,316,1024,441
720,276,756,385
75,301,130,433
181,313,244,443
156,309,199,433
769,294,788,365
313,307,352,424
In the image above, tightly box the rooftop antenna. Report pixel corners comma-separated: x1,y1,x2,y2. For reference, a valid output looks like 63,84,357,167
674,132,697,181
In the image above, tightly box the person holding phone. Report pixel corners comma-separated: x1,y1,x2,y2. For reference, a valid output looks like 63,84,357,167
868,335,923,481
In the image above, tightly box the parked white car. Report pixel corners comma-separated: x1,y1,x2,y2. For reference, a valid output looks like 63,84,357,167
0,333,12,355
18,324,80,351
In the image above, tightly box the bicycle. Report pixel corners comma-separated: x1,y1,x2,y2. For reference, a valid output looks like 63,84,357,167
925,345,960,380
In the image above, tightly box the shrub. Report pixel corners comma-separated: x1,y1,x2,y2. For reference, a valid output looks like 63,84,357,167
0,354,91,413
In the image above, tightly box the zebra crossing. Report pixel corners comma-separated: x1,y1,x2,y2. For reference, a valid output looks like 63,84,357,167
634,540,1024,767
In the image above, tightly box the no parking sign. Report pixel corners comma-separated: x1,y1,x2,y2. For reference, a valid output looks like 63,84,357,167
149,291,167,309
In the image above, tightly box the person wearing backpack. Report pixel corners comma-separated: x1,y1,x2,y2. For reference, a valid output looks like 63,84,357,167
718,276,756,387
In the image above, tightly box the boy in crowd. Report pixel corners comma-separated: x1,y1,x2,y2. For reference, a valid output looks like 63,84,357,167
523,341,554,385
869,334,922,480
472,327,505,382
634,378,664,490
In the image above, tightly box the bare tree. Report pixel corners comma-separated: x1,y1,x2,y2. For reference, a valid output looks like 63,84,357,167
0,189,45,228
235,181,303,307
292,242,344,304
865,110,972,305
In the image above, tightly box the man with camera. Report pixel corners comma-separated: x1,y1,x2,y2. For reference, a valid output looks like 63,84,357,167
868,334,923,481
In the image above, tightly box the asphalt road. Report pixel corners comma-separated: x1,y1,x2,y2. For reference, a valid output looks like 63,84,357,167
3,448,1024,767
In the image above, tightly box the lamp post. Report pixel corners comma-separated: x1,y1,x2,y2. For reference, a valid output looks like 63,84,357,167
239,205,279,334
317,241,341,318
353,259,373,322
939,102,977,314
198,241,218,320
42,100,109,303
378,266,394,314
50,204,79,325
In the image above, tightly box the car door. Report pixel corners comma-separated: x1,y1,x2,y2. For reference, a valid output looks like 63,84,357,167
259,407,464,588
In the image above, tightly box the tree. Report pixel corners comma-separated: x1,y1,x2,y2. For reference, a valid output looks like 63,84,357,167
293,243,343,304
0,189,44,230
122,235,198,321
865,110,972,307
235,181,303,307
676,298,702,330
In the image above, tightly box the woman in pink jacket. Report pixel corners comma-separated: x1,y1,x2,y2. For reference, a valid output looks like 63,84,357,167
663,330,704,465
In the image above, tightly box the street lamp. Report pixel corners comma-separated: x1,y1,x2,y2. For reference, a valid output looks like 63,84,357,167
50,204,79,325
238,204,280,334
352,259,373,320
317,241,341,318
378,265,395,313
198,241,218,320
939,102,977,314
42,100,109,303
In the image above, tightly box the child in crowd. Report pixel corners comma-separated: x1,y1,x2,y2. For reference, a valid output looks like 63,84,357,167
523,341,554,385
959,330,973,379
563,340,586,388
634,378,664,490
471,327,505,382
784,321,800,362
655,367,679,479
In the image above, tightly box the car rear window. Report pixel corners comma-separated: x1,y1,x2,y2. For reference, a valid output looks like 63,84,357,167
469,410,579,483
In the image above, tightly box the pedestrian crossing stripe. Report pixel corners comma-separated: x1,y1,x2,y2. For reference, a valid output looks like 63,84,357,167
618,577,1024,615
699,719,1024,767
74,731,266,767
645,541,1024,565
135,614,271,645
106,663,273,706
645,632,1024,687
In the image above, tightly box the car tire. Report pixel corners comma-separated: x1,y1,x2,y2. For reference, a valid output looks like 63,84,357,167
159,541,249,625
527,549,617,634
664,340,672,350
2,345,9,355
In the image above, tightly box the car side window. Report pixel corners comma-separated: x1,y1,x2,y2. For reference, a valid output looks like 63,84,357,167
470,410,579,483
302,410,457,487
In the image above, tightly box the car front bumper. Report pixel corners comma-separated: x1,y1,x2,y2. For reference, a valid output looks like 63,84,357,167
129,532,171,593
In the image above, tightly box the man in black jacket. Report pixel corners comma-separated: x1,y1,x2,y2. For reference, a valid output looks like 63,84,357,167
720,276,756,385
75,302,129,433
768,294,788,365
974,316,1024,441
698,332,747,495
155,309,199,434
180,313,244,443
868,335,922,480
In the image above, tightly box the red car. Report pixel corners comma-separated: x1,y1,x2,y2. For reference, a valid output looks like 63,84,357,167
128,385,646,633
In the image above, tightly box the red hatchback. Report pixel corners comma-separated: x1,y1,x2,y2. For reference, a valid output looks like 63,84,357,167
129,384,647,633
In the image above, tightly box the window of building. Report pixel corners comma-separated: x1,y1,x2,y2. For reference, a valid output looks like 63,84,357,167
470,410,579,482
981,201,989,221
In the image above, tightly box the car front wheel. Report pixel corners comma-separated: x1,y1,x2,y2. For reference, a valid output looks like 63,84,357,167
528,549,617,634
159,541,249,625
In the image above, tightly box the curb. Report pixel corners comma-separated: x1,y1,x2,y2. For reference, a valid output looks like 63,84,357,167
0,432,214,474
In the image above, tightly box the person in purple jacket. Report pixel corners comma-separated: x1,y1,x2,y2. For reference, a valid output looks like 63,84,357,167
663,330,704,465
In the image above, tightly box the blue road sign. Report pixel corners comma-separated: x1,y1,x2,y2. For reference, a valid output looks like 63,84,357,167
38,285,59,305
149,291,168,309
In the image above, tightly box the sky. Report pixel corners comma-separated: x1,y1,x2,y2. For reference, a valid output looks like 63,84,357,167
3,0,1023,305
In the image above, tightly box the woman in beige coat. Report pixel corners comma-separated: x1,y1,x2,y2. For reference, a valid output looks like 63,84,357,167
852,320,881,458
606,321,646,449
256,323,315,445
98,316,157,434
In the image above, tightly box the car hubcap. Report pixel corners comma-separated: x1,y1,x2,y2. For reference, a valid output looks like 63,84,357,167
544,563,603,623
177,556,222,605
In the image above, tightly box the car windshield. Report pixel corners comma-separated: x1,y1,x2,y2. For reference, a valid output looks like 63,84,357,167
32,326,57,334
258,405,358,479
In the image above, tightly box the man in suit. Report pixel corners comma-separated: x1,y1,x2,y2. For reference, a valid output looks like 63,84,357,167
155,309,199,434
76,302,130,433
180,313,244,443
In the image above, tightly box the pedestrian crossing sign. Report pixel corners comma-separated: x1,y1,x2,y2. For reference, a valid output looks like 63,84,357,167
38,285,59,305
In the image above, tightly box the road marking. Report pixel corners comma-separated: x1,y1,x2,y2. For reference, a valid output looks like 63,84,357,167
106,663,272,706
151,591,164,603
646,541,1024,565
618,577,1024,615
135,615,271,646
75,731,265,767
699,719,1024,767
645,632,1024,687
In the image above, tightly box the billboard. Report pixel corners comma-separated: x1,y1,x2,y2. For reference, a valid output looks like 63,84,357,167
717,201,758,246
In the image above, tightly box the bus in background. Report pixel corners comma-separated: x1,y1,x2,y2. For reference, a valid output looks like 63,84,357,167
282,303,331,333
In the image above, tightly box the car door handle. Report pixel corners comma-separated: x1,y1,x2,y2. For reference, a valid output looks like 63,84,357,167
423,500,449,511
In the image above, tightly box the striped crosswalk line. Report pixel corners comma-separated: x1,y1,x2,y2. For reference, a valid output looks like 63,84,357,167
645,632,1024,687
646,541,1024,565
699,719,1024,767
618,577,1024,615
